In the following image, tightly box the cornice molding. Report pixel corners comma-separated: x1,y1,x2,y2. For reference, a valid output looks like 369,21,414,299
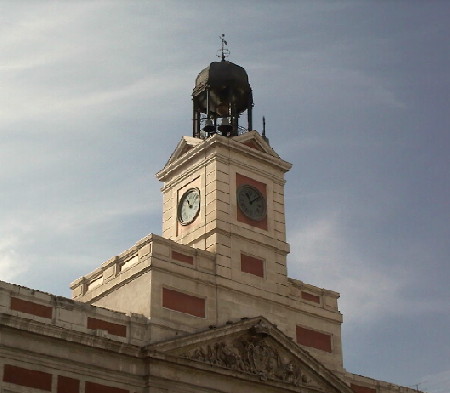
0,313,143,357
157,133,292,183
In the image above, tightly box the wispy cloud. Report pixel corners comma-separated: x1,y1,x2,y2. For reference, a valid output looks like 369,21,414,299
0,237,26,282
287,212,445,325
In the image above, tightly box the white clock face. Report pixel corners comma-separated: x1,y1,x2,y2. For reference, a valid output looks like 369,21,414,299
237,184,267,221
178,188,201,225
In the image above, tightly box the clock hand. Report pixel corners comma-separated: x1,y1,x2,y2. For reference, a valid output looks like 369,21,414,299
249,195,261,205
245,192,251,200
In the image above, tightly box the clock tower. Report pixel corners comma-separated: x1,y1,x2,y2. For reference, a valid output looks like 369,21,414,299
157,130,292,290
1,39,417,393
156,58,292,291
73,51,345,373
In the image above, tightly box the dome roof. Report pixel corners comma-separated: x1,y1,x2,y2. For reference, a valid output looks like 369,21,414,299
193,61,251,96
193,61,253,116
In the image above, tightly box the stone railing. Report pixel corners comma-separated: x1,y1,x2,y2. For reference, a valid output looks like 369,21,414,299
70,233,216,300
288,278,340,312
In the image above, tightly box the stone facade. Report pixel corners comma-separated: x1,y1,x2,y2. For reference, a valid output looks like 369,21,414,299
0,280,416,393
72,132,344,370
0,131,419,393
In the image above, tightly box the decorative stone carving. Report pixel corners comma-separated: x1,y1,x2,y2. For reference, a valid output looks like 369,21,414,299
251,320,272,336
180,326,322,388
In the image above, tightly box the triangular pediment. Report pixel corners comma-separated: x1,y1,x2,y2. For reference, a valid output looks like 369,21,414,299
146,317,352,393
164,131,279,169
163,135,204,168
233,130,280,158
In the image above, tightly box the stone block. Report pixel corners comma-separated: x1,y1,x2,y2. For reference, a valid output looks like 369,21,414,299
205,160,217,176
188,237,206,250
71,283,84,298
163,190,173,204
152,242,171,258
273,210,285,224
197,255,215,273
162,211,174,225
162,208,173,222
273,182,285,194
205,199,230,216
216,264,232,278
273,220,286,234
271,260,287,276
214,159,229,174
87,275,103,291
205,234,217,250
205,179,229,195
103,265,115,280
138,243,152,259
205,208,230,225
0,290,10,311
57,307,85,327
162,226,174,239
274,229,285,242
120,255,139,272
205,188,230,206
273,200,285,214
324,295,339,311
273,190,285,204
214,243,231,258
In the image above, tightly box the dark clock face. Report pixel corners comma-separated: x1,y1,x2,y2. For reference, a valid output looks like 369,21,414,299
178,188,201,225
237,184,267,221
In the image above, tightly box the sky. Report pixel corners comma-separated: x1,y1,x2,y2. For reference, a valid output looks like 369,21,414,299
0,1,449,391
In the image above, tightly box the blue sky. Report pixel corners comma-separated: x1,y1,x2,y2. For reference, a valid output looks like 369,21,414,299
1,2,449,391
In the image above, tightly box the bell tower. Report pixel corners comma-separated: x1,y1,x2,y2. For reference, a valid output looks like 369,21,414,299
157,42,292,288
192,34,253,138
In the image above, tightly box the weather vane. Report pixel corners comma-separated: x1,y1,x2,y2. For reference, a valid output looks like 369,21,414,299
217,34,230,61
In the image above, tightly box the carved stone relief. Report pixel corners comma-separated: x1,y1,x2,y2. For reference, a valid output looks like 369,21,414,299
180,324,325,389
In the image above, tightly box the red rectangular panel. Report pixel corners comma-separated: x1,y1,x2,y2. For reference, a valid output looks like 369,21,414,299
301,291,320,303
296,325,332,353
58,375,80,393
162,287,205,318
241,254,264,278
85,381,128,393
3,364,52,391
87,317,127,337
172,250,194,265
10,297,52,319
351,384,377,393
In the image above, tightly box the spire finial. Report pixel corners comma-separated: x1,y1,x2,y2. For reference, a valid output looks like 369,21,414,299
262,116,270,145
217,34,230,61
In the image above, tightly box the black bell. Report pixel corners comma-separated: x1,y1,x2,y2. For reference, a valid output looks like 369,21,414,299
218,118,233,134
202,119,215,133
